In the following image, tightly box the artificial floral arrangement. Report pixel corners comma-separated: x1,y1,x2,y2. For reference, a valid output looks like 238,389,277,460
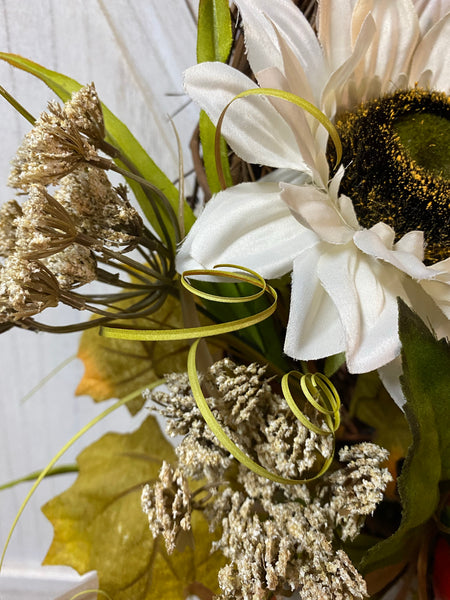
0,0,449,598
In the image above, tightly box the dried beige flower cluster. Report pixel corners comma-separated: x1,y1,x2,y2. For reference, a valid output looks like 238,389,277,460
0,85,143,324
142,360,392,600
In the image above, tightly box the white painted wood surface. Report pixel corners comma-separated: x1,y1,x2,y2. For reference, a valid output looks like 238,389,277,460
0,1,199,595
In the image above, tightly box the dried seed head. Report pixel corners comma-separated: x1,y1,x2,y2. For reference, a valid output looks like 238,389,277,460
15,185,77,258
43,243,97,289
64,83,105,141
0,200,22,258
55,166,142,246
141,461,192,554
9,94,108,190
0,257,60,322
319,442,392,541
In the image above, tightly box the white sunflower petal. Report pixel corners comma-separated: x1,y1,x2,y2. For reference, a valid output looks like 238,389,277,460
317,246,402,372
317,0,356,71
184,62,307,170
353,227,432,280
284,246,346,360
281,182,356,244
378,358,406,408
352,0,420,97
409,12,450,92
176,182,317,280
413,0,450,34
234,0,326,95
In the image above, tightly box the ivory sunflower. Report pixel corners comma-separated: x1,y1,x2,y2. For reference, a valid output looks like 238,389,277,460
177,0,450,404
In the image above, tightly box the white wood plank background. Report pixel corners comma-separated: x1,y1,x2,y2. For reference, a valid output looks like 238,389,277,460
0,1,199,595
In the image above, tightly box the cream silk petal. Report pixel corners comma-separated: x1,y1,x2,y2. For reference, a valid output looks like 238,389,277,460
317,246,402,373
378,357,406,409
352,0,420,95
402,277,450,340
280,183,355,244
234,0,327,97
353,227,433,280
321,14,376,117
317,0,356,71
183,62,306,170
394,230,425,261
419,258,450,320
176,182,317,280
413,0,450,33
256,67,319,181
409,13,450,92
284,247,346,360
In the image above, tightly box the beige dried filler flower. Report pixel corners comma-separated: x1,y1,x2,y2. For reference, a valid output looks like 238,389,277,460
55,166,142,247
143,361,392,600
9,84,109,190
141,461,192,554
0,256,60,322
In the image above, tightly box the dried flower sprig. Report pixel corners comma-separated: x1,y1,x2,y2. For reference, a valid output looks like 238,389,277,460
143,360,392,599
0,84,181,333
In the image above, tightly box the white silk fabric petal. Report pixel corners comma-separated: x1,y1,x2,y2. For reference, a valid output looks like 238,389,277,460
284,246,346,360
184,62,307,170
176,182,317,280
234,0,327,97
317,246,403,373
409,13,450,92
352,0,420,97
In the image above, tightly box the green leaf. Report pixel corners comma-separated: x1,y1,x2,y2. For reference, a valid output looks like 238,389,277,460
42,417,225,599
360,302,450,573
196,0,233,194
0,53,196,243
76,295,189,415
197,0,233,63
199,110,233,193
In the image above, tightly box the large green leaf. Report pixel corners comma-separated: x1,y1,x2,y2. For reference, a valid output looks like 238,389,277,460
197,0,233,194
0,53,196,243
76,295,189,415
42,417,225,599
361,302,450,573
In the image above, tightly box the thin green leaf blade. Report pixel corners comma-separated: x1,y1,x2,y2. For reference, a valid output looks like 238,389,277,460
196,0,233,194
0,52,196,241
197,0,232,63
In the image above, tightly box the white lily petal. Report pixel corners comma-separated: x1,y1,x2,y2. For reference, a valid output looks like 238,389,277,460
281,182,356,244
409,12,450,92
184,62,305,170
234,0,326,97
176,182,317,280
284,246,346,360
354,227,432,280
378,357,406,409
352,0,420,96
318,246,402,372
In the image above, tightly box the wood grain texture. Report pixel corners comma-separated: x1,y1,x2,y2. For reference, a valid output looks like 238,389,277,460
0,0,199,587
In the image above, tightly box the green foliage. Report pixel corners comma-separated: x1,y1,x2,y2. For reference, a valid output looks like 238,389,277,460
197,0,232,63
197,0,233,193
76,295,189,415
0,53,195,243
42,417,225,599
360,302,450,574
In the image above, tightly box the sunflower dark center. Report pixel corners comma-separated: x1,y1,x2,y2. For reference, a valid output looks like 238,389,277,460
329,88,450,264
